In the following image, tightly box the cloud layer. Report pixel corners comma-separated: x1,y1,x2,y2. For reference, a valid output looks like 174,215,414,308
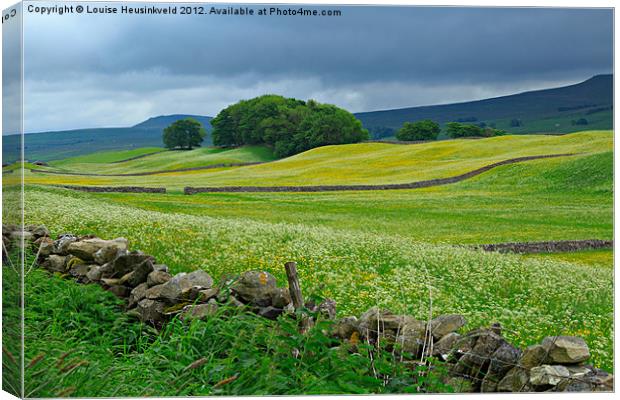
20,3,613,132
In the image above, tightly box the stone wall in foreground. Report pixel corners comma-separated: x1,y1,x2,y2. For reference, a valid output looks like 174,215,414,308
2,224,613,393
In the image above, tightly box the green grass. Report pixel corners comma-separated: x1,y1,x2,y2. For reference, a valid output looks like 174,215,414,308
49,151,611,246
50,147,166,166
12,184,614,371
46,145,277,175
23,131,612,191
21,257,452,397
524,249,613,269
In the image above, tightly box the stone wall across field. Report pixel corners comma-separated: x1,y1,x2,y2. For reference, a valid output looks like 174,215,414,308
479,240,613,254
184,153,575,194
56,185,167,194
2,224,613,394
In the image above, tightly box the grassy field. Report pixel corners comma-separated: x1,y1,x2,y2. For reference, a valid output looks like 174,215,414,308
19,131,612,192
48,145,276,174
6,128,614,390
49,147,166,166
11,184,613,372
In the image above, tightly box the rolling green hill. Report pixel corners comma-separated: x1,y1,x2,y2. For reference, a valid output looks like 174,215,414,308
22,131,612,191
2,115,213,163
49,145,276,174
355,75,613,137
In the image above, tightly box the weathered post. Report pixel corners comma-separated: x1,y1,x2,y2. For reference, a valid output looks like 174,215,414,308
285,261,304,309
284,261,310,332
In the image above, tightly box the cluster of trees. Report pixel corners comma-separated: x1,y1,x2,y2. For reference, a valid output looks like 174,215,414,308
446,122,506,138
396,120,440,141
211,95,368,157
394,119,506,142
162,118,207,150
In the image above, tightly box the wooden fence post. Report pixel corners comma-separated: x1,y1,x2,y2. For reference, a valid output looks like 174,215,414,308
284,261,310,332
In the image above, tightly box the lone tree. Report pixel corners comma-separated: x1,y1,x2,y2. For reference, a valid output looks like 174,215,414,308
396,120,440,141
163,118,206,150
446,122,505,138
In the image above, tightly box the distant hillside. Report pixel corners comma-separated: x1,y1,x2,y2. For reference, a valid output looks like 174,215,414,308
355,75,613,138
3,115,213,163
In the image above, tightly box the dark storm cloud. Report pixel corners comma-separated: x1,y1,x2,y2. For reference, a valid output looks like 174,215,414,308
20,3,613,132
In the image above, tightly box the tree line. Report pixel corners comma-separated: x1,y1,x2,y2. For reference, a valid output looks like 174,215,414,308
395,120,506,141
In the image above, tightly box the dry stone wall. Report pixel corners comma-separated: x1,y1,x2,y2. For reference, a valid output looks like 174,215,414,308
2,224,613,393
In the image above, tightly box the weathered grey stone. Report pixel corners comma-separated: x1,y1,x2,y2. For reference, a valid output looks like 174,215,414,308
180,302,219,321
482,342,522,392
107,285,131,298
10,230,34,244
258,306,284,320
147,270,172,287
519,344,547,369
53,234,77,255
86,265,103,282
230,270,277,306
358,307,424,340
270,287,292,308
497,367,530,392
530,365,570,387
67,238,128,261
44,254,67,273
432,332,460,360
94,245,123,265
137,298,167,325
69,263,91,281
318,298,337,319
152,264,169,273
430,314,466,339
451,328,505,380
197,287,219,302
128,282,149,309
105,251,153,278
34,237,54,257
541,336,590,364
30,225,50,238
126,259,154,287
145,270,213,304
332,316,359,340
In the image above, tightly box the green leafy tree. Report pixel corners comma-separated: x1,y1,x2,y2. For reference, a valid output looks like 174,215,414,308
396,120,440,141
162,118,206,150
211,95,369,157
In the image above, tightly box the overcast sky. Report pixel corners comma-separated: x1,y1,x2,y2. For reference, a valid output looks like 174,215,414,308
15,3,614,133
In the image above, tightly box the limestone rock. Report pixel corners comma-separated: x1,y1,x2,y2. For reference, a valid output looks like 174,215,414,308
86,265,103,282
530,365,570,387
497,367,530,392
53,234,77,255
44,254,67,273
94,245,123,265
318,298,337,320
103,251,153,279
128,282,149,309
197,288,219,302
67,238,128,261
35,237,54,257
137,298,167,325
270,287,292,308
432,332,460,360
126,259,154,287
107,285,131,298
230,271,277,306
258,306,283,320
147,270,172,287
541,336,590,364
519,344,547,369
180,302,219,321
430,314,466,339
146,270,213,304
